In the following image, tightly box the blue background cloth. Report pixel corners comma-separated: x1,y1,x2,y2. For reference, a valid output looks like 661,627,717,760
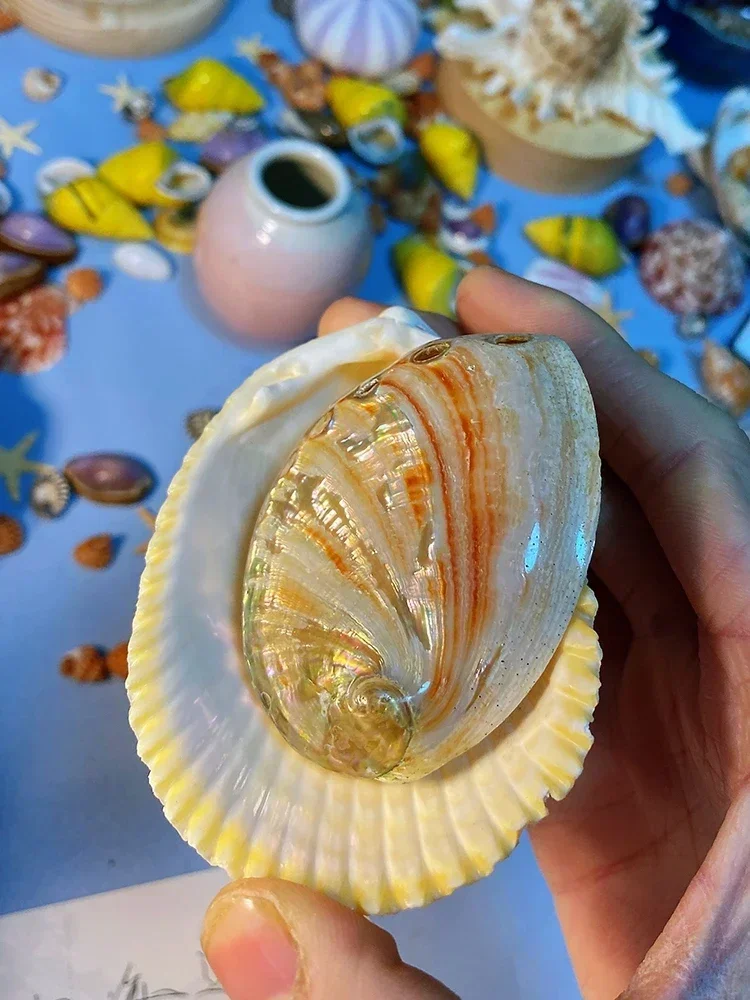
0,3,747,995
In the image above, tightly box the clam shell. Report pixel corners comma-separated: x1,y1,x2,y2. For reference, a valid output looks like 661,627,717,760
127,307,602,913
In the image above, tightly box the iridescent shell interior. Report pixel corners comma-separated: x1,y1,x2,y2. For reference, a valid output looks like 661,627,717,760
243,333,600,782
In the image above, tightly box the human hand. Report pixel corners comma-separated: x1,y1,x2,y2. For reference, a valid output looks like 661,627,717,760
201,268,750,1000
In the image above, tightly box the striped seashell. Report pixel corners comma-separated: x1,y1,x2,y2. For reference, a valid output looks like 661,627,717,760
127,307,603,913
526,0,629,82
295,0,420,80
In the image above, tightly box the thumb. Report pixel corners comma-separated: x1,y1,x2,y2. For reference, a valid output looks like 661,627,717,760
201,877,458,1000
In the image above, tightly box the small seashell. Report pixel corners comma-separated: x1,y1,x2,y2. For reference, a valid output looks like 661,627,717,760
393,234,465,316
639,220,745,318
525,216,625,277
154,204,198,255
185,407,219,441
702,339,750,417
22,68,63,103
729,146,750,185
677,314,708,341
278,107,348,148
200,122,268,174
405,91,441,136
155,161,213,203
702,89,750,253
98,142,179,208
106,641,129,680
327,77,406,129
30,469,70,519
167,111,233,143
65,268,104,304
36,157,95,198
122,91,155,124
383,53,438,96
347,116,405,166
665,171,694,197
268,59,327,113
0,513,23,556
0,211,77,263
0,285,67,374
46,178,154,241
136,119,168,143
438,214,489,258
602,194,651,251
73,533,115,570
0,251,46,301
419,119,480,201
60,645,108,683
295,0,420,79
164,58,265,114
65,453,154,505
113,242,172,282
0,179,10,216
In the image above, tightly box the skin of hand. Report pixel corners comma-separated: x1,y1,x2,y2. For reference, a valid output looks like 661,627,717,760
201,267,750,1000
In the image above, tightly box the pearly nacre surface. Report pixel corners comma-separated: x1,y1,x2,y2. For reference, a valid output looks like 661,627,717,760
243,333,600,781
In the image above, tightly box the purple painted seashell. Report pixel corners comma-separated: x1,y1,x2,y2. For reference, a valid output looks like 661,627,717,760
200,124,268,174
446,218,483,241
0,251,46,301
0,211,78,264
603,195,651,252
64,453,154,505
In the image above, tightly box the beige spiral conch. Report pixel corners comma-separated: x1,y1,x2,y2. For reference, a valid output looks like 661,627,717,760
127,308,603,913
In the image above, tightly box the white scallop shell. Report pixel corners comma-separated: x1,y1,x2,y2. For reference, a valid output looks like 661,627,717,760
113,241,172,281
36,157,95,198
295,0,421,79
127,307,602,913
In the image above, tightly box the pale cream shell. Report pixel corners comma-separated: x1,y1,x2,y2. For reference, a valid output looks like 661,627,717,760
127,308,602,913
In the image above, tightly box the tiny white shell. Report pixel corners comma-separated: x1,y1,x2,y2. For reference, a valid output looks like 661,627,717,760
36,157,94,198
0,181,11,217
23,67,63,103
347,116,405,166
113,242,172,282
155,161,213,203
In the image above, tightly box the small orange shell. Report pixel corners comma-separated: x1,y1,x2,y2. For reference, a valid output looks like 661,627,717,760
665,172,694,197
106,641,129,679
60,645,108,682
73,533,114,569
0,513,23,555
65,268,103,304
702,340,750,417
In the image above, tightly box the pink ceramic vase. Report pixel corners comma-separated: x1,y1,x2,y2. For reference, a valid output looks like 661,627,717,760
194,139,372,343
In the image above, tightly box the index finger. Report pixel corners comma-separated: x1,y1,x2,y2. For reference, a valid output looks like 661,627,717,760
457,267,750,637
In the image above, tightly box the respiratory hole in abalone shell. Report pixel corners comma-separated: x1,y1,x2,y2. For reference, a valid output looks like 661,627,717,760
491,334,532,345
325,674,413,779
411,341,452,364
261,155,335,210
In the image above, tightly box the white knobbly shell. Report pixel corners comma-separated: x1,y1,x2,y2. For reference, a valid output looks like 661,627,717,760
127,307,602,913
243,333,600,780
113,242,172,281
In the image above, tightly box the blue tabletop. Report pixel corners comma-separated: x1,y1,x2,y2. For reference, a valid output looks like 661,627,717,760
0,0,746,940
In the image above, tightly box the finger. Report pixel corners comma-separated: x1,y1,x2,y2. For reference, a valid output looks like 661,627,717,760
202,878,458,1000
318,297,459,339
457,267,750,637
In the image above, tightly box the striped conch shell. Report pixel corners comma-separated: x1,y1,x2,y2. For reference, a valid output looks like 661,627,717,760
128,307,602,912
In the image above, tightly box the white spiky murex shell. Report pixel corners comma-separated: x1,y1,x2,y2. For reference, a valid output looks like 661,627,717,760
127,307,603,913
437,0,705,154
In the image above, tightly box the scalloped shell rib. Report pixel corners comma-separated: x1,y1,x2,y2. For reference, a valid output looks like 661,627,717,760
243,334,600,781
127,308,602,914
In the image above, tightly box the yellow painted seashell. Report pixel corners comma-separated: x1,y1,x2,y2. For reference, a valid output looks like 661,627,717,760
393,235,463,316
525,216,625,277
419,120,480,201
46,177,154,241
99,142,179,208
127,307,602,912
326,76,406,129
164,58,265,114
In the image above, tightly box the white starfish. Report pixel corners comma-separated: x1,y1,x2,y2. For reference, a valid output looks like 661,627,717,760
0,118,41,159
235,34,273,65
0,432,52,501
99,74,146,113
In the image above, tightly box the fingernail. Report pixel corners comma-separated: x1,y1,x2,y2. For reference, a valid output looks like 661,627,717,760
202,889,300,1000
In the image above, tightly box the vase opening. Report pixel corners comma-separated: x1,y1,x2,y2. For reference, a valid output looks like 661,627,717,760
261,155,334,211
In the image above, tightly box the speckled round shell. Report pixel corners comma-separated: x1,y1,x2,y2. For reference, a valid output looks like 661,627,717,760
127,308,602,914
295,0,420,79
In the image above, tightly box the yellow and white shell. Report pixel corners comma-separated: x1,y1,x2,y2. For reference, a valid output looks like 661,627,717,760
127,307,602,914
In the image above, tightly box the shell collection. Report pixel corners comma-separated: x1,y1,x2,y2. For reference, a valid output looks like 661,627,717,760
295,0,421,79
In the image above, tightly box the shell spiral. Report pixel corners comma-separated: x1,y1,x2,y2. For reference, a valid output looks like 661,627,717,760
525,0,629,83
243,334,600,782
